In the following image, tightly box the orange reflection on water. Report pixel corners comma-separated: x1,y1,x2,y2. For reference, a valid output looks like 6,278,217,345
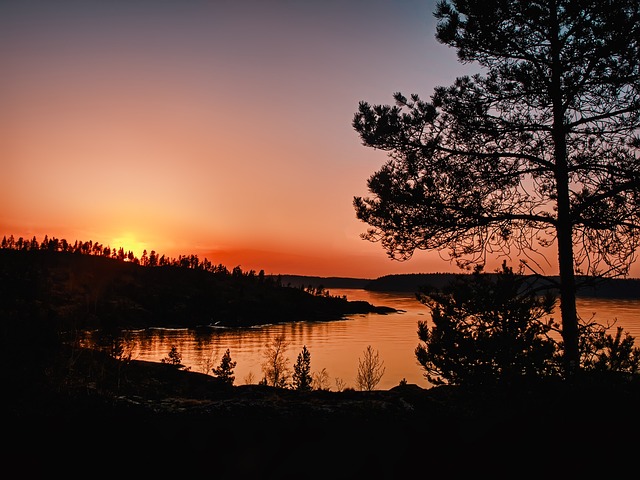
79,289,640,391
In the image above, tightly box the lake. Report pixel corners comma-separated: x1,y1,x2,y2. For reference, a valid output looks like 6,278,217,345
79,288,640,391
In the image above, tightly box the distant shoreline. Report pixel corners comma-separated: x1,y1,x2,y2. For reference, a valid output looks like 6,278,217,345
275,273,640,299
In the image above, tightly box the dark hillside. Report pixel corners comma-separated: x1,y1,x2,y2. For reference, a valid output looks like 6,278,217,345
4,342,639,476
0,249,394,332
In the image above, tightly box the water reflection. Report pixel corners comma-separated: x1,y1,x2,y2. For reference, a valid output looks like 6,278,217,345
79,288,640,391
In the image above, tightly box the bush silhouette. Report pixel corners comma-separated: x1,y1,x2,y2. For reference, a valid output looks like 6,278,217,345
415,263,560,386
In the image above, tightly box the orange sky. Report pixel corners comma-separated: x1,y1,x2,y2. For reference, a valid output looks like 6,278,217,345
2,1,638,279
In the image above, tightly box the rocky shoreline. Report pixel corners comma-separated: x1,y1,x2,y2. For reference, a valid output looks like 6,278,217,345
5,348,640,476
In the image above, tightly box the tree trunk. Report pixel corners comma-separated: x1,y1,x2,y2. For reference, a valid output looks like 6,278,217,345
550,2,579,376
553,101,579,375
556,197,579,376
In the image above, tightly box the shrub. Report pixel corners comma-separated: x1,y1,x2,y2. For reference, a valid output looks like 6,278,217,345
416,263,640,386
356,345,385,391
415,263,559,386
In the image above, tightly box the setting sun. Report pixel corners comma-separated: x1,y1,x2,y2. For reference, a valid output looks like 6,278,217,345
111,234,149,260
0,0,486,279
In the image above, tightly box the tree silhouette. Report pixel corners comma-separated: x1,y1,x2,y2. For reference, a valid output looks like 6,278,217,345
212,348,237,385
353,0,640,375
161,345,182,366
416,263,559,386
355,345,385,391
292,345,313,391
261,335,291,388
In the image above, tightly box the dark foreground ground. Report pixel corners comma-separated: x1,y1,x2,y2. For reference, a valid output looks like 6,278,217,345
4,348,639,478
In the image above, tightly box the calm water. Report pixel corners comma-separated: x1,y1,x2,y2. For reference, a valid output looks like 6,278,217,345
80,288,640,391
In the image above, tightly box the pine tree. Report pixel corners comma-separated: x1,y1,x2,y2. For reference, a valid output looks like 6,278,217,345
212,348,237,385
292,345,313,391
161,345,182,366
353,0,640,375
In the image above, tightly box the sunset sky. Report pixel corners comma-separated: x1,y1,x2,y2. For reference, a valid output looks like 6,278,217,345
3,1,638,279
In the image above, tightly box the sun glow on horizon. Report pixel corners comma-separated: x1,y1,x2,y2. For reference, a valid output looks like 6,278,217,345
2,2,639,280
111,234,150,260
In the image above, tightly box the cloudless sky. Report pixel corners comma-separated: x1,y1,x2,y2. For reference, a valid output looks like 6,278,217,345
3,1,637,279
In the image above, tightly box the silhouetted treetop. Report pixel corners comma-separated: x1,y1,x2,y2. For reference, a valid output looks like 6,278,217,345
2,233,245,276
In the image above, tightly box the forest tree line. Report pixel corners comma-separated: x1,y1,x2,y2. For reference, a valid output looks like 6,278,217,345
1,234,271,283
